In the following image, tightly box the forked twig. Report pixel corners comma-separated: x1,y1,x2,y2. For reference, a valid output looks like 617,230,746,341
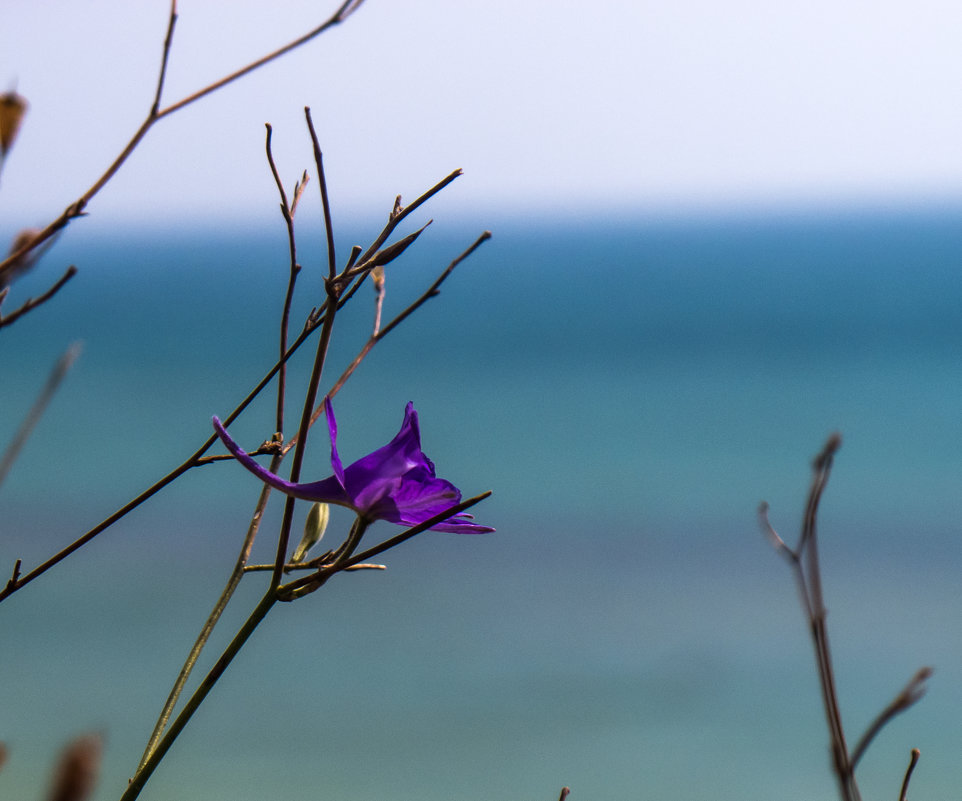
761,434,858,801
0,0,366,311
762,435,931,801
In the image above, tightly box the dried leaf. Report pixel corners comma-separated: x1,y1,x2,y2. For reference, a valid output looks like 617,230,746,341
1,228,42,289
0,92,28,157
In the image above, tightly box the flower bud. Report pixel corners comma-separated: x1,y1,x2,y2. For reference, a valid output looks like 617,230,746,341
292,502,330,563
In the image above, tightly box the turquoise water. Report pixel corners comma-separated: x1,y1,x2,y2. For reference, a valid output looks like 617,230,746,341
3,205,962,799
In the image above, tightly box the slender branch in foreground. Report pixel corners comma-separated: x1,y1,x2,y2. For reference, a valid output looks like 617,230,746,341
138,453,283,770
140,125,313,766
0,312,324,604
121,591,278,801
0,170,473,600
269,116,342,588
558,788,571,801
0,342,81,489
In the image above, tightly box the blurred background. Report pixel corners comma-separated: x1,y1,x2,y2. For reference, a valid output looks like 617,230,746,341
3,2,962,800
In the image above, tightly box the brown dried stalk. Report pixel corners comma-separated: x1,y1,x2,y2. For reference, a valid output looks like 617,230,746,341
761,435,930,801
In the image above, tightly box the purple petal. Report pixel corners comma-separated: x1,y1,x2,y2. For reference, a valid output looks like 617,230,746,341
212,416,351,507
324,397,346,490
343,402,429,512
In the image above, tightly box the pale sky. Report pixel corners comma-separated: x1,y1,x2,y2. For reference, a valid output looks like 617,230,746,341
4,0,962,228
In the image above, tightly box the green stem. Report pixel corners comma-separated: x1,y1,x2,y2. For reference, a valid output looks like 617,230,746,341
120,590,277,801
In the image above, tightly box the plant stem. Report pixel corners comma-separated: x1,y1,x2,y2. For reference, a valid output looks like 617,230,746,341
120,591,277,801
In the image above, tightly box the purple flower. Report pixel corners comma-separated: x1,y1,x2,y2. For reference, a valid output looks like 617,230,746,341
212,399,493,534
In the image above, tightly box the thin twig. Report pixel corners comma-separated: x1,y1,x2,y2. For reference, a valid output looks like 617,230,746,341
851,668,932,769
155,2,365,120
304,108,337,282
265,122,301,434
0,342,81,489
269,119,342,588
0,265,77,328
0,311,323,603
292,231,492,450
763,434,861,801
138,454,283,770
898,749,920,801
150,0,178,116
121,591,278,801
276,491,492,600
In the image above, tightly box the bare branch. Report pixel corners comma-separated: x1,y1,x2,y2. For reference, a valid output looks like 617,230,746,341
851,668,932,769
0,266,77,328
0,1,365,281
304,107,337,282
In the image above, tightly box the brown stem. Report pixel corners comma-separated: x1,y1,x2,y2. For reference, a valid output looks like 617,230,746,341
0,265,77,328
269,123,341,588
898,749,920,801
264,122,301,434
290,231,492,451
762,434,861,801
277,491,491,600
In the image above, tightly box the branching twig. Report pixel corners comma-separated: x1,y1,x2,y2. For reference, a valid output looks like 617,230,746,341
295,230,493,448
0,317,322,604
0,0,366,283
762,434,860,801
763,435,932,801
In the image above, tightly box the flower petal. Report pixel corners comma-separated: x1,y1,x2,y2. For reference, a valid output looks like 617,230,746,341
212,416,351,507
342,402,428,512
324,397,346,491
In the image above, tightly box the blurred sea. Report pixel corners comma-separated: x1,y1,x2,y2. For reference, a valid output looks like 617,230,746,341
3,205,962,800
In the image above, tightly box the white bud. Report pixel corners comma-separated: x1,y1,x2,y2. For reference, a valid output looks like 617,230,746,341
292,502,330,563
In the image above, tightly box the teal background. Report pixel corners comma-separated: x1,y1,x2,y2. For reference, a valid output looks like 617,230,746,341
3,206,962,799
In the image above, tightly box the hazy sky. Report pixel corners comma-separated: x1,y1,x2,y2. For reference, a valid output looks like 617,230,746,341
4,0,962,227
